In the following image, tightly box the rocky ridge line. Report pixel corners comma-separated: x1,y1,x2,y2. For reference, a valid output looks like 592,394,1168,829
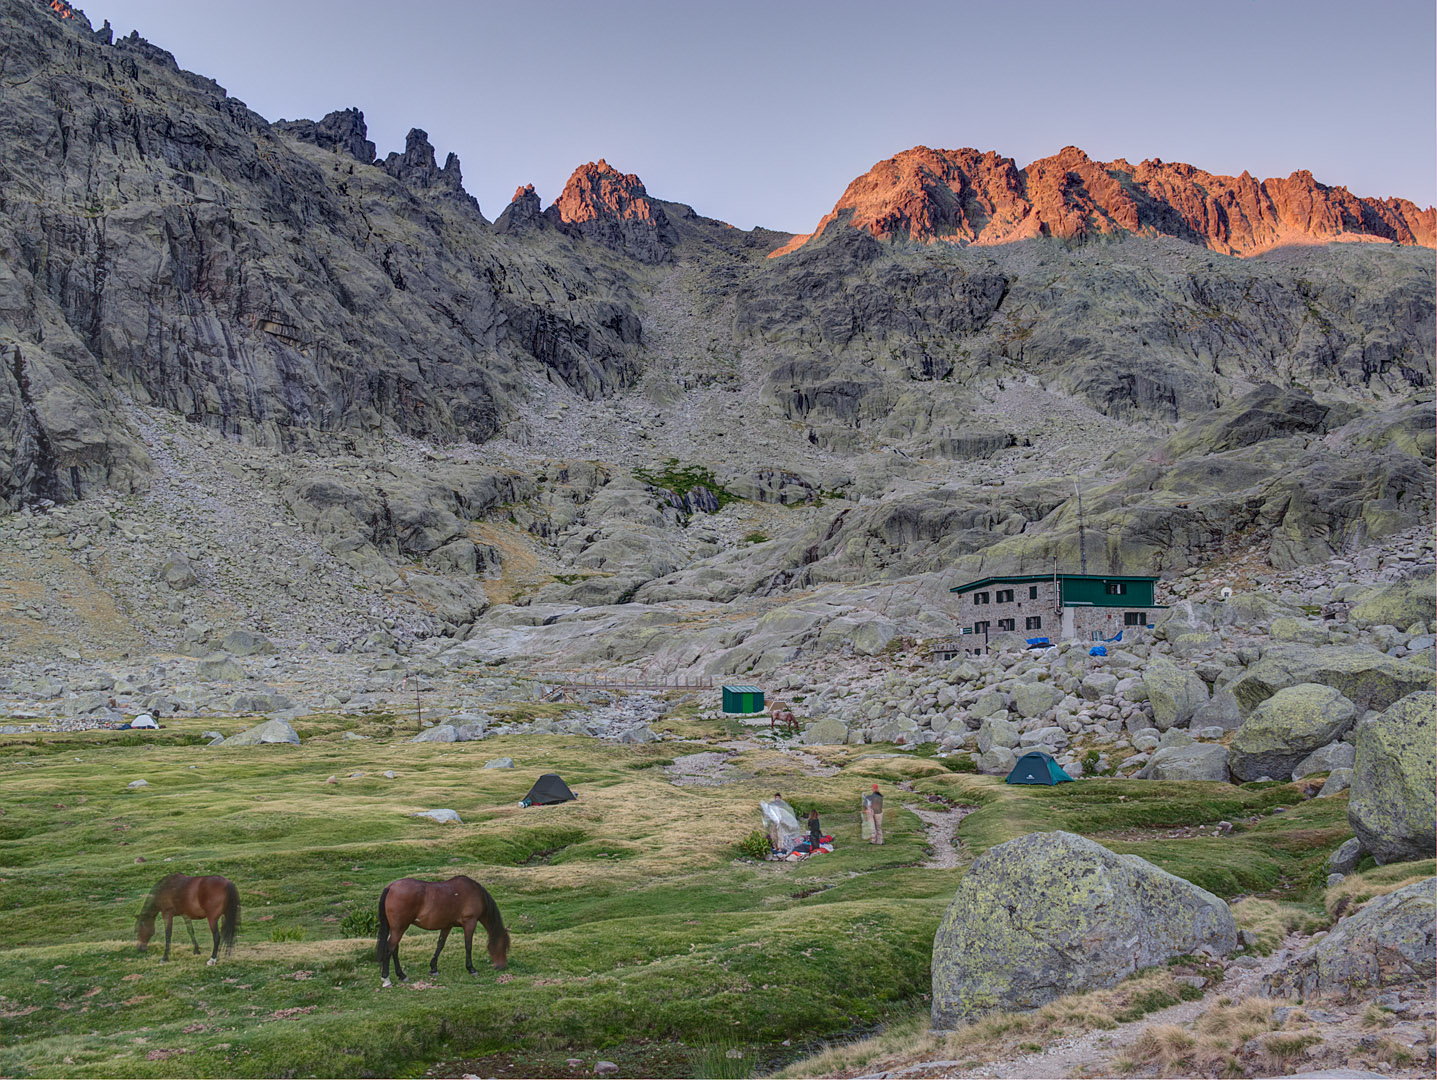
772,144,1437,258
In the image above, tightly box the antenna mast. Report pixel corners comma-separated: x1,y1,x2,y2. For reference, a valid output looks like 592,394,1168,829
1074,480,1088,576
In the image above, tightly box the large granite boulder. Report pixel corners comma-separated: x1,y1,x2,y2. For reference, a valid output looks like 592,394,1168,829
976,716,1019,754
1262,878,1435,999
195,654,246,681
1227,645,1432,715
1012,681,1063,719
931,832,1236,1028
221,629,277,656
410,724,459,743
224,719,300,745
1229,683,1358,782
974,746,1016,775
1347,692,1436,864
1348,577,1437,631
1188,690,1242,731
803,717,850,745
1139,743,1231,783
1142,655,1209,730
1291,741,1356,780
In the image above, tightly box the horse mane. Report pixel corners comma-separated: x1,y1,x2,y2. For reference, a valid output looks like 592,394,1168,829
136,873,186,930
458,877,500,930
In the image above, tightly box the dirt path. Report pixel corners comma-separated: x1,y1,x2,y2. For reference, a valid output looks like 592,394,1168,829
858,936,1305,1079
903,803,975,870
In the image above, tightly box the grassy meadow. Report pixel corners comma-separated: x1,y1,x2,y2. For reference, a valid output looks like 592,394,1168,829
0,709,1364,1078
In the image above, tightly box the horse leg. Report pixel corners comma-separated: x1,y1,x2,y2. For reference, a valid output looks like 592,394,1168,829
162,914,174,962
462,919,478,975
389,926,408,983
185,917,201,954
207,915,221,965
429,927,450,975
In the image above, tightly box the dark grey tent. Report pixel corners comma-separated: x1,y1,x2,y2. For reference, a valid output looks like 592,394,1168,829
520,773,577,806
1004,750,1074,786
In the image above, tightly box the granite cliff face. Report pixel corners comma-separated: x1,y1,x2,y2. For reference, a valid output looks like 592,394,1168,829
0,0,649,504
0,0,1433,671
772,145,1437,258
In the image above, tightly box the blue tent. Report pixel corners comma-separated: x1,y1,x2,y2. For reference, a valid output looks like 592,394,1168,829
1005,750,1074,785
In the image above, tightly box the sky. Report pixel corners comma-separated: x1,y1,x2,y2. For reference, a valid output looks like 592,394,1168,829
83,0,1437,233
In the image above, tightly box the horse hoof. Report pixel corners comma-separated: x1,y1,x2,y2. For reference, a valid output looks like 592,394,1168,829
206,958,217,967
381,978,391,988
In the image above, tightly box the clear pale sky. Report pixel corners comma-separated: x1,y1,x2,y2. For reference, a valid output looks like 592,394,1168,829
84,0,1437,233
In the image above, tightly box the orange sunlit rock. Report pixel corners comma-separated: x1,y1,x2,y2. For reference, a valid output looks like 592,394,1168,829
771,145,1436,258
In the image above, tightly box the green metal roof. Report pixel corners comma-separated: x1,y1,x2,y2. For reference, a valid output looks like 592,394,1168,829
950,573,1159,594
722,685,763,693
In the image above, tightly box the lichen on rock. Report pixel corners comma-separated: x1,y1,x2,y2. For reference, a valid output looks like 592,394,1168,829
931,831,1236,1029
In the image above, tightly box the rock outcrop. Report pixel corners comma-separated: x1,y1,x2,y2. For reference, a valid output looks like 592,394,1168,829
931,832,1236,1028
1263,878,1436,999
273,107,376,163
546,160,675,263
773,145,1436,258
223,719,300,745
1229,683,1358,782
1347,692,1437,864
1228,646,1433,716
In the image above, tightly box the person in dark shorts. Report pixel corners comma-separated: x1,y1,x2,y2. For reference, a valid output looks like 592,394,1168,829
808,808,822,846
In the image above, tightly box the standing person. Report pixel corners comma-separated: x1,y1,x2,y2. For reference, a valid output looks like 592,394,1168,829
807,808,823,847
863,784,884,845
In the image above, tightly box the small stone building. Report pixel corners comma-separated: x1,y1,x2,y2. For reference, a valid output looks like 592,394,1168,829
948,573,1167,644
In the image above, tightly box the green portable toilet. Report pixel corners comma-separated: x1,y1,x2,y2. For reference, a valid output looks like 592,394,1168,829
722,685,765,715
1005,750,1074,786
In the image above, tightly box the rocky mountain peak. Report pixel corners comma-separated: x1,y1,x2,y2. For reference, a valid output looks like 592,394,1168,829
381,128,473,207
274,107,376,164
494,183,545,233
774,145,1437,258
545,160,674,263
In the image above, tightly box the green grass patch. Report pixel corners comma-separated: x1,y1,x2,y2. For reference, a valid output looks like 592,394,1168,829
1,722,1377,1077
633,459,738,508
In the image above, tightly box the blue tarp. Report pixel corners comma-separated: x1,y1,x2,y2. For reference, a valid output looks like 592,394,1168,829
1089,645,1107,656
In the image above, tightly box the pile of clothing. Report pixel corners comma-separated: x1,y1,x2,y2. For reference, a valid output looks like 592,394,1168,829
775,834,834,862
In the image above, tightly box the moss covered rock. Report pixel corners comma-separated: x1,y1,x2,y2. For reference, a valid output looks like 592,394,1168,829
1263,877,1435,998
930,831,1236,1029
802,717,850,745
1230,683,1358,781
1142,654,1209,730
1349,576,1437,631
1348,691,1437,864
1228,644,1433,715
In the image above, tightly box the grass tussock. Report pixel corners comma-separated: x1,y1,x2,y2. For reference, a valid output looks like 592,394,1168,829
1325,858,1435,917
1123,997,1280,1077
1229,898,1326,953
778,965,1216,1077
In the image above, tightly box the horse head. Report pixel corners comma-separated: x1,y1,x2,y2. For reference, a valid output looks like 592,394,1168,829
135,913,156,951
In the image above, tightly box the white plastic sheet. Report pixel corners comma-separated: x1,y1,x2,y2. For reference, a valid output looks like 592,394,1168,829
760,799,803,854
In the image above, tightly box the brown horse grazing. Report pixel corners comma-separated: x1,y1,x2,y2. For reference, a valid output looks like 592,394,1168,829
377,876,510,987
769,701,798,736
136,873,240,965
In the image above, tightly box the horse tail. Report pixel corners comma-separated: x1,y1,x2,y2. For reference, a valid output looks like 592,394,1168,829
221,879,241,954
376,885,392,965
